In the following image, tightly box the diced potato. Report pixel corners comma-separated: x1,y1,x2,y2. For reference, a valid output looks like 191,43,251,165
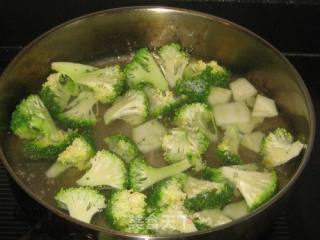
252,95,278,118
241,131,265,153
223,201,248,220
230,78,257,101
208,87,232,106
213,102,251,126
238,116,264,134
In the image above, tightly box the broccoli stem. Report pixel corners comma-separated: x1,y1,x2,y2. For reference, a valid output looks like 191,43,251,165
46,162,70,178
147,160,191,187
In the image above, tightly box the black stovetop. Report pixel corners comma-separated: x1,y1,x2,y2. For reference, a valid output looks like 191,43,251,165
0,1,320,240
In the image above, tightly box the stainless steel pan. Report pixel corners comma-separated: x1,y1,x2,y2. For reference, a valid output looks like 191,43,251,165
0,6,315,240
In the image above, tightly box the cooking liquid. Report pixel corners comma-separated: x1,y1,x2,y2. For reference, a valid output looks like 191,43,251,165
3,54,297,230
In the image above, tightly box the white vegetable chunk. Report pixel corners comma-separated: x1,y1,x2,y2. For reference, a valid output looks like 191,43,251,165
222,201,248,220
133,119,167,153
252,95,278,118
213,101,251,126
208,87,232,106
241,131,266,153
230,78,257,101
238,116,264,134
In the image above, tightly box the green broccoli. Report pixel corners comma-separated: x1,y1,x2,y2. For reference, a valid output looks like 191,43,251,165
147,176,186,209
176,67,212,103
55,186,105,223
105,189,147,234
125,48,168,90
103,89,148,126
11,95,76,159
216,125,242,165
161,128,209,167
192,209,232,230
158,43,189,88
104,134,140,163
260,128,305,168
52,63,124,103
174,103,218,141
144,86,177,118
207,166,278,210
39,73,78,116
183,60,230,88
57,91,99,128
129,157,192,192
146,204,197,234
51,62,98,75
46,136,95,178
76,150,127,189
183,175,234,212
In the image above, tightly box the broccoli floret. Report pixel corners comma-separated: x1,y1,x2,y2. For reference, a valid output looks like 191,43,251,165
105,189,147,234
260,128,305,168
51,62,98,75
162,128,209,166
39,73,78,116
103,89,148,126
144,86,177,118
77,150,127,189
10,95,76,159
57,91,99,128
11,95,58,140
52,63,124,103
129,157,191,192
147,204,197,234
147,176,186,210
183,175,234,212
183,60,229,88
192,209,232,230
216,125,242,165
176,67,212,103
158,43,189,88
55,186,106,223
125,48,168,90
174,103,218,141
210,166,278,210
23,130,77,160
104,134,140,163
46,136,96,178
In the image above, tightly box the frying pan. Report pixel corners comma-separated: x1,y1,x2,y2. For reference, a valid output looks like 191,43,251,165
0,6,315,240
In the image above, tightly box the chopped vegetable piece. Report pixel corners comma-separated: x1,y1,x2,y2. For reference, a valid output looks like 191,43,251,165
241,131,265,153
252,94,278,118
103,89,148,126
105,189,147,234
222,201,248,220
213,101,250,126
133,119,167,153
55,186,106,223
77,150,127,189
208,87,232,106
193,209,232,230
158,43,189,88
260,128,305,167
230,78,257,101
125,48,168,90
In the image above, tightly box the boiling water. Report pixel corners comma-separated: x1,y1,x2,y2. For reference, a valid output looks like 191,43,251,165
3,54,296,229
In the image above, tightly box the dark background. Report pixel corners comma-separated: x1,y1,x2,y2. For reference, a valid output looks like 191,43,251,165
0,1,320,240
